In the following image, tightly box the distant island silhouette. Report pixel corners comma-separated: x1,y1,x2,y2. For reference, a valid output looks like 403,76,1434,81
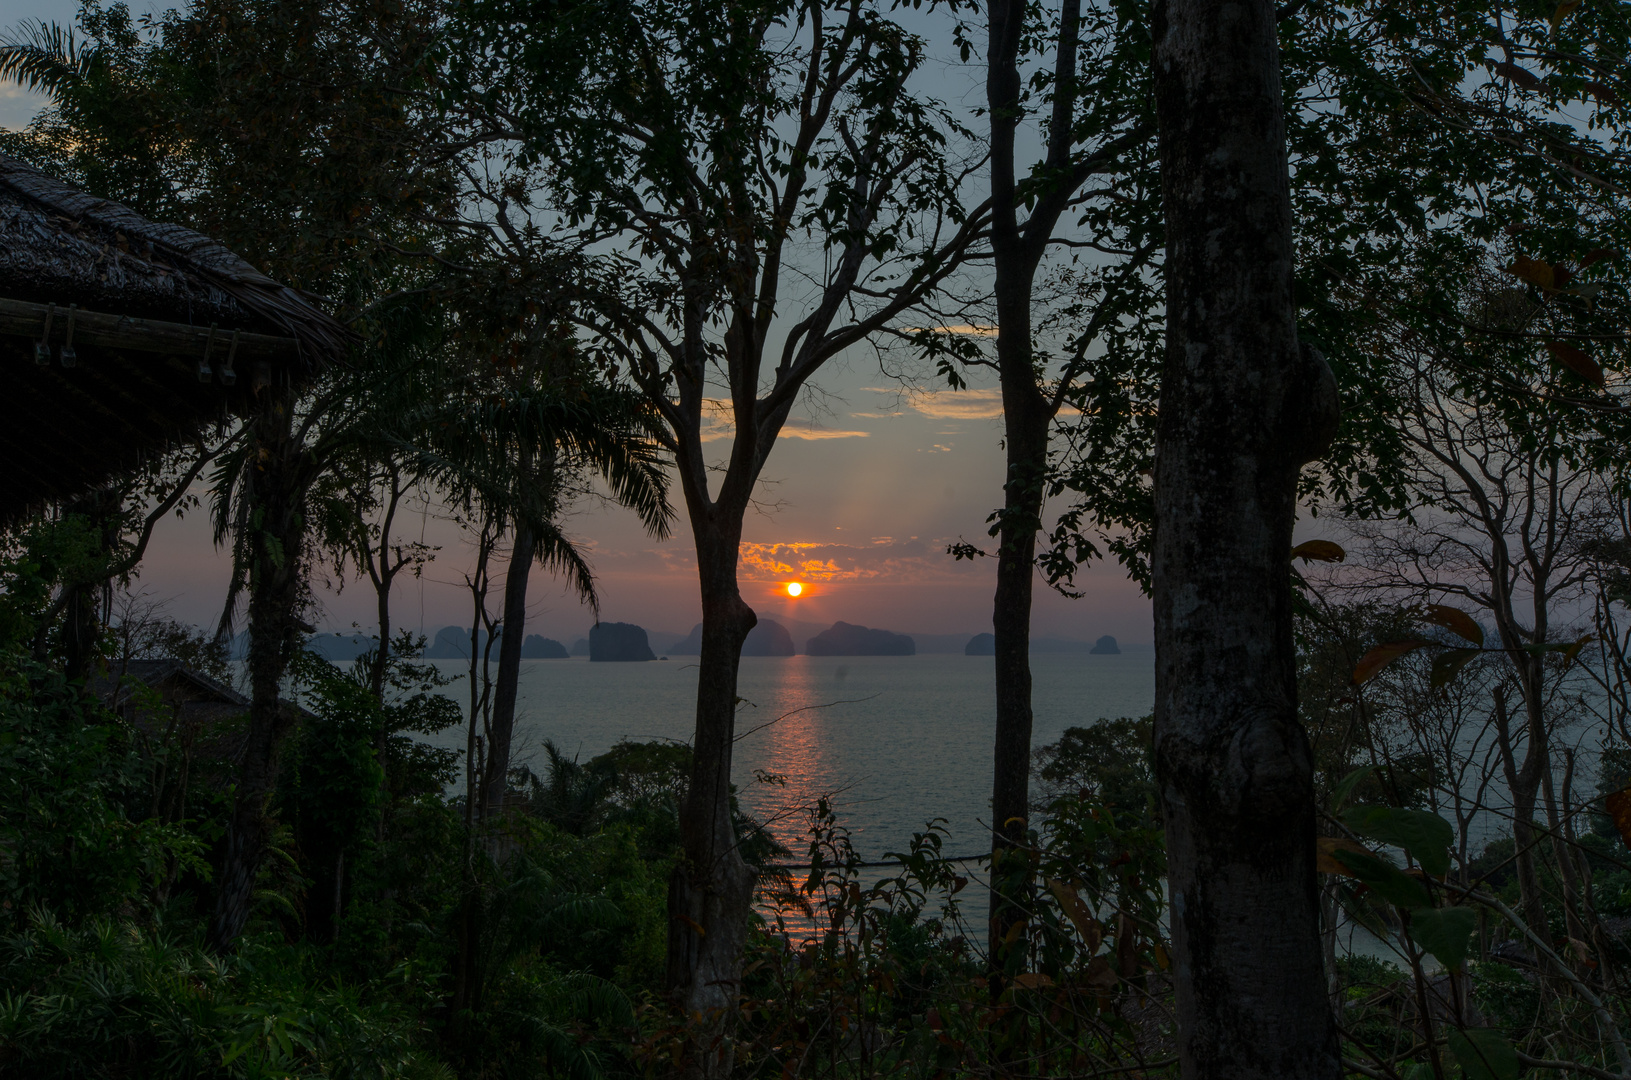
806,621,915,656
668,620,795,657
521,634,569,659
964,632,995,656
590,622,656,661
1089,635,1121,655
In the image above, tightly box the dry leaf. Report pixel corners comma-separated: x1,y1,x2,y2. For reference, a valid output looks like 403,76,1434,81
1507,254,1557,291
1318,836,1373,876
1292,539,1347,563
1495,62,1546,92
1422,604,1485,645
1584,81,1621,105
1547,341,1606,387
1606,787,1631,847
1353,640,1429,684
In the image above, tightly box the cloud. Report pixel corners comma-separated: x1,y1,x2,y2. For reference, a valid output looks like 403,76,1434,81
908,387,1005,420
779,426,870,440
899,324,999,337
737,537,976,582
696,398,869,441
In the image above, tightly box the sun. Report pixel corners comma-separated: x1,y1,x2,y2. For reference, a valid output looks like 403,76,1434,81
785,582,803,597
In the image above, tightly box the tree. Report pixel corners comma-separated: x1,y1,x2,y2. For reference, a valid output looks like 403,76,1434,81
974,0,1158,968
443,1,985,1057
1149,0,1341,1073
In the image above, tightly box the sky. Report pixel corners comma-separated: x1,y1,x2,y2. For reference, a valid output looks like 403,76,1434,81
3,0,1156,647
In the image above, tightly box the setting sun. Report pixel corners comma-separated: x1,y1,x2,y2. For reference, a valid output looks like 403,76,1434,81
785,582,803,597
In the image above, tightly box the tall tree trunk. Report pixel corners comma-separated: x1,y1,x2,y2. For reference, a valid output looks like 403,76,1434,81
983,0,1078,965
484,522,535,817
667,519,756,1079
988,328,1049,961
208,396,308,953
1150,0,1341,1074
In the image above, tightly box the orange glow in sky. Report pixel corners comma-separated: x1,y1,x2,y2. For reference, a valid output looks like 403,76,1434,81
785,582,804,597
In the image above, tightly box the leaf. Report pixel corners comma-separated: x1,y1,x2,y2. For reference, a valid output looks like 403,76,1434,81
1421,603,1484,645
1431,648,1481,689
1506,254,1556,290
1448,1027,1520,1080
1494,62,1546,92
1353,641,1429,684
1291,539,1346,563
1409,905,1476,970
1330,765,1375,810
1579,247,1618,269
1604,787,1631,847
1331,848,1433,909
1046,878,1102,952
1008,972,1054,991
1318,836,1372,876
1564,633,1594,662
1344,805,1454,878
1547,341,1606,387
1551,0,1582,31
1565,282,1606,299
1584,81,1621,105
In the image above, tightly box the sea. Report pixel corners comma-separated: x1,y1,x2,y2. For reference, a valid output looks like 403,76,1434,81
420,650,1156,860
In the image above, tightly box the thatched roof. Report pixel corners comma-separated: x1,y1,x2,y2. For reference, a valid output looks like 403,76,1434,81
0,152,354,519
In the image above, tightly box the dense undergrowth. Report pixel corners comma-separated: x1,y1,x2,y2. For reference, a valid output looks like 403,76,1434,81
6,628,1631,1078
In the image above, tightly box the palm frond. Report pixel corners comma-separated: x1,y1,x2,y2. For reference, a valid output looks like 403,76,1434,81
0,21,95,96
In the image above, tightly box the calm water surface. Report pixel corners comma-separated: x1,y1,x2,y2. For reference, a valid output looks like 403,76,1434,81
424,652,1155,858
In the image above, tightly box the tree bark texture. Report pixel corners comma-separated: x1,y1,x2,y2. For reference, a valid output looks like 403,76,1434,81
207,396,309,953
1150,0,1341,1075
484,522,535,818
666,519,756,1078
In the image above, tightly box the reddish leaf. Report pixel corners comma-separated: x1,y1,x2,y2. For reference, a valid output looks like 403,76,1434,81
1495,62,1546,92
1292,539,1347,563
1421,604,1485,645
1507,255,1556,291
1605,787,1631,847
1547,341,1606,387
1317,836,1372,876
1580,247,1619,269
1584,81,1621,105
1353,640,1429,684
1551,0,1582,30
1009,972,1054,991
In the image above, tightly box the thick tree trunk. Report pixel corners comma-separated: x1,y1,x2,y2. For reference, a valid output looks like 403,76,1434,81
1150,0,1340,1074
667,521,756,1079
484,523,535,818
208,398,308,953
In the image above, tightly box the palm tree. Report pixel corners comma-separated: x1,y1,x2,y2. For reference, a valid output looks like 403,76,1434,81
405,332,672,820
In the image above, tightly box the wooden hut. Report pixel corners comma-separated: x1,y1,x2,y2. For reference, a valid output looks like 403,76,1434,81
0,152,352,519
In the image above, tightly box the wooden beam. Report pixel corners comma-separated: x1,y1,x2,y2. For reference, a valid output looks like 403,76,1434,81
0,297,300,361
